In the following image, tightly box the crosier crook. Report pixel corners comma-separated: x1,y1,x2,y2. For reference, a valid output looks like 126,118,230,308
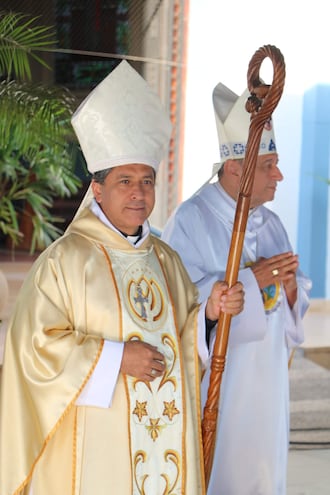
201,44,286,488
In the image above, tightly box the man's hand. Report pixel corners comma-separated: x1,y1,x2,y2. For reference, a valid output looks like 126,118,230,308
251,251,298,307
206,281,244,321
121,340,166,381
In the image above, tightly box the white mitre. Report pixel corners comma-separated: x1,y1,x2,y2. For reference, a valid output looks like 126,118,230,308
212,82,277,176
71,60,172,173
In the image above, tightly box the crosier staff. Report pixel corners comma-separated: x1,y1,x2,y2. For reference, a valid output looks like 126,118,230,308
202,44,286,487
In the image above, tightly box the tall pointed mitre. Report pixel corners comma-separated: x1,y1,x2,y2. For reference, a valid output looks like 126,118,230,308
212,82,277,176
71,60,172,173
70,60,172,217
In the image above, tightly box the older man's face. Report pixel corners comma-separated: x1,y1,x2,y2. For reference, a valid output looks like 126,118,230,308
91,163,155,235
251,153,283,208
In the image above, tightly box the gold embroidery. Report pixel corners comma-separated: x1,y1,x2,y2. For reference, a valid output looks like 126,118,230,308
158,334,178,391
146,418,165,441
163,400,180,421
134,450,180,495
109,246,168,330
161,450,180,494
134,451,148,494
128,277,164,323
261,281,282,314
133,400,148,422
109,246,184,492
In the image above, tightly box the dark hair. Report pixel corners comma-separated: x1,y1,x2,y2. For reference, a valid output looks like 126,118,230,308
217,166,224,180
92,168,113,184
92,165,157,185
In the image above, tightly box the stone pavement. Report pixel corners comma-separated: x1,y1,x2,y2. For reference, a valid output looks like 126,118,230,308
290,349,330,449
1,256,330,494
288,349,330,494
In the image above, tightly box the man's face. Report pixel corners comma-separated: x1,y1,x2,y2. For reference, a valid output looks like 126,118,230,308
250,153,283,208
91,163,155,235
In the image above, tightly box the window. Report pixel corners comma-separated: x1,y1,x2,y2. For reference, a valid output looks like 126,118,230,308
55,0,130,89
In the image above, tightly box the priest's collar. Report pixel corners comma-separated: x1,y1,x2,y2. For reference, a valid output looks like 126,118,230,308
90,199,150,246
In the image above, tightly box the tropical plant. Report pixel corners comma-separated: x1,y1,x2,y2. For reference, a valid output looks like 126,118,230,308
0,11,82,252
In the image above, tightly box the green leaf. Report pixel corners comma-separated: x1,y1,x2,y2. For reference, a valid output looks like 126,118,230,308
0,11,56,79
0,12,83,253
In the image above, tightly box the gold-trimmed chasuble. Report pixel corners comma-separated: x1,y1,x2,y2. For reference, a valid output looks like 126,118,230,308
109,245,185,494
0,211,205,495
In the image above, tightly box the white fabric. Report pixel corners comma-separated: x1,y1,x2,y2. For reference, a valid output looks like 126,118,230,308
198,299,214,367
213,82,277,173
162,181,311,495
71,60,172,173
75,340,124,408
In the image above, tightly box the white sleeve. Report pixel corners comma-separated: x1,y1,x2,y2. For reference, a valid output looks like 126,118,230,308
283,272,312,348
76,340,124,408
227,268,267,347
197,300,211,367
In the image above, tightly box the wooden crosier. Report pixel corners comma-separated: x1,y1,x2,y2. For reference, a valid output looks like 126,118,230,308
202,44,286,488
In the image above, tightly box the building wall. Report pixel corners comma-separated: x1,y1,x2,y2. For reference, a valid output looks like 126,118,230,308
297,85,330,297
1,1,189,233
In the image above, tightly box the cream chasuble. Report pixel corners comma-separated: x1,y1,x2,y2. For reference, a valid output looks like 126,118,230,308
0,208,206,495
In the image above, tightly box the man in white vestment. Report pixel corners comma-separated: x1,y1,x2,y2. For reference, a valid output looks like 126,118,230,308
162,82,312,495
0,62,245,495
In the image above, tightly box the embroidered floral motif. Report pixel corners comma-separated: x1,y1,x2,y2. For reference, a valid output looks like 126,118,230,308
133,400,148,422
146,418,165,441
163,400,180,421
134,450,180,495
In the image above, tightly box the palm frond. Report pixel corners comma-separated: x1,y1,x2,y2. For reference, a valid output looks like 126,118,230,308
0,80,76,154
0,11,83,252
0,11,56,79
